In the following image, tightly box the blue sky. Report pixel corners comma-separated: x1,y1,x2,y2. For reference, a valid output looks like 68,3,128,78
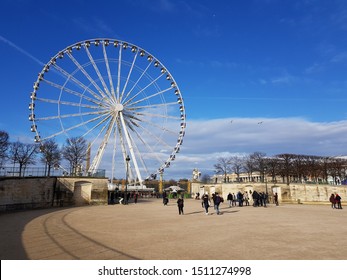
1,0,347,180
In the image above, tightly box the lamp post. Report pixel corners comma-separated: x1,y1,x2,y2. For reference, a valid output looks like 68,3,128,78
125,155,130,205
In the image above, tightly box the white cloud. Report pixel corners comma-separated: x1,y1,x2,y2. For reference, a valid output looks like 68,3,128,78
15,115,347,181
162,117,347,179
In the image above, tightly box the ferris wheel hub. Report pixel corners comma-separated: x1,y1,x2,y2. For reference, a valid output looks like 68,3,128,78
114,103,124,112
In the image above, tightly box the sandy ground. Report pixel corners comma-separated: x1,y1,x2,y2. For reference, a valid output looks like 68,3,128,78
0,198,346,260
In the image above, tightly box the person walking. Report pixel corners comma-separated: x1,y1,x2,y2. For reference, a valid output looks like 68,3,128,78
329,193,336,209
274,192,279,206
237,191,244,207
163,191,169,206
263,192,268,207
177,195,184,215
244,192,250,206
335,193,343,209
214,192,222,215
232,193,237,206
211,193,216,211
202,193,210,215
227,192,233,207
252,190,260,207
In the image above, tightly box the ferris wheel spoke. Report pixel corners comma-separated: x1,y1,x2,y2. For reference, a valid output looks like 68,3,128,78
136,116,177,135
42,79,105,106
36,97,101,110
84,46,115,102
131,125,164,167
133,121,174,150
128,102,178,111
119,51,138,102
102,43,116,99
66,52,109,101
80,114,113,139
88,116,117,173
51,64,104,102
116,45,123,101
126,87,172,108
40,113,110,141
132,111,181,120
35,110,109,121
123,73,165,107
122,61,153,104
87,117,112,150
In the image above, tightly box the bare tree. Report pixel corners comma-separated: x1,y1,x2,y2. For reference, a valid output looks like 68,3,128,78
8,141,38,176
244,155,256,182
214,157,232,182
62,137,87,176
328,157,347,185
292,154,306,183
40,139,61,176
230,155,245,182
265,157,281,183
275,153,296,185
250,151,267,182
0,130,9,166
302,155,322,183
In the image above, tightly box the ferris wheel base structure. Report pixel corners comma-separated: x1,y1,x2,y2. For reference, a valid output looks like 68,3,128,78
28,38,186,186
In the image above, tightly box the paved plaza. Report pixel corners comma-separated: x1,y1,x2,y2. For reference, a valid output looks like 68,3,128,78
0,198,346,260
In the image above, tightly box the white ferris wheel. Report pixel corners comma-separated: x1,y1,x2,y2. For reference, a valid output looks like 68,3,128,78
29,38,186,186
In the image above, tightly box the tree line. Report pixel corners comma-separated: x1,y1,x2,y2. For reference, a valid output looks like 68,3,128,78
0,130,88,177
214,151,347,185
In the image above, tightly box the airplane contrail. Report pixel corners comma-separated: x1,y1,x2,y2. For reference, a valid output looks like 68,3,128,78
0,35,46,66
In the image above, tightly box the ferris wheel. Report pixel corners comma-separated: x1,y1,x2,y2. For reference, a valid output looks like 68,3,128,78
29,38,186,186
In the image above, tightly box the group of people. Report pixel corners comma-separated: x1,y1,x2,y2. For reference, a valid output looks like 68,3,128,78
201,192,224,215
173,191,343,215
196,190,280,215
225,190,277,208
226,191,250,207
329,193,343,209
250,190,270,207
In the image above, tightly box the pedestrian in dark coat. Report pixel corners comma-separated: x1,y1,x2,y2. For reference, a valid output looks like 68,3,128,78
163,192,169,206
177,196,184,215
202,193,210,215
274,192,279,206
214,193,222,215
227,193,233,207
335,193,343,209
329,194,336,209
252,191,260,207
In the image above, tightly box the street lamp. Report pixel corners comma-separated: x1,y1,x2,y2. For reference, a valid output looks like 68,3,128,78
125,155,130,205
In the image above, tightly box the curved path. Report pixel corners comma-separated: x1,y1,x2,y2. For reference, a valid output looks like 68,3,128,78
0,199,346,260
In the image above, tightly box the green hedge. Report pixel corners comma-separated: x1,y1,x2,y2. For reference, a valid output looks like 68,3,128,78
168,193,191,199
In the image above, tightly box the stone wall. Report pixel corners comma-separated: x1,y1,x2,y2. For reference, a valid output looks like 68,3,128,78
0,177,108,211
191,182,347,204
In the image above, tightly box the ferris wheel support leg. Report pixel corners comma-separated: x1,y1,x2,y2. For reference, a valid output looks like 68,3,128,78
119,112,143,186
88,118,116,174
